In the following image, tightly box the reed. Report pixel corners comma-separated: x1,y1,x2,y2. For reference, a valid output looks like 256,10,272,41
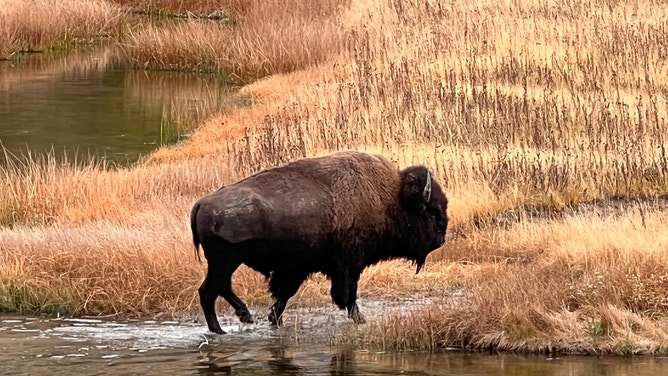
110,0,244,14
0,0,126,58
360,205,668,355
122,0,351,81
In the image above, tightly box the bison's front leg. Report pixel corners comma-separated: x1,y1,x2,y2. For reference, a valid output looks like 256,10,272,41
268,300,286,326
345,274,366,324
347,304,366,324
331,271,366,324
330,274,349,310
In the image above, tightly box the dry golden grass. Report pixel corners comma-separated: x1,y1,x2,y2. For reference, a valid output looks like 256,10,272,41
362,204,668,354
110,0,245,14
2,0,668,355
122,0,351,81
0,217,198,316
0,0,126,58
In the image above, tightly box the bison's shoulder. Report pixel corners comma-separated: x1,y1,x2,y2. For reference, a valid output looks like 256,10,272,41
323,153,403,244
266,151,403,242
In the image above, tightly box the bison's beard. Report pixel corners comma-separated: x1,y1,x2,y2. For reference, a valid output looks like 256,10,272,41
414,257,427,275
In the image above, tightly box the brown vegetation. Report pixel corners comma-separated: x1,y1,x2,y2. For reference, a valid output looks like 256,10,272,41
362,202,668,354
110,0,245,14
0,0,126,58
1,0,668,355
121,0,351,81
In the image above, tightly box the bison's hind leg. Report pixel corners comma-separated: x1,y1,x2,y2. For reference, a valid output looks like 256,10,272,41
198,279,225,334
199,241,254,334
267,271,309,326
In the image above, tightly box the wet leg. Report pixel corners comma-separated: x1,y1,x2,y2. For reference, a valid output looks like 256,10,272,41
199,272,225,334
330,273,350,311
217,263,254,324
199,256,252,334
268,299,287,327
346,275,365,324
268,271,308,326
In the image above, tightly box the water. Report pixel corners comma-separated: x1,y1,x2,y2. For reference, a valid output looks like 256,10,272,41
2,313,668,375
0,48,238,166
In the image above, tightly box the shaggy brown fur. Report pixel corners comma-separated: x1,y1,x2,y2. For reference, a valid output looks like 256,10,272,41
190,151,448,334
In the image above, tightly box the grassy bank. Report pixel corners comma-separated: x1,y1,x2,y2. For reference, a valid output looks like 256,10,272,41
121,0,351,81
0,0,126,58
2,0,668,355
360,201,668,354
1,0,348,83
110,0,244,14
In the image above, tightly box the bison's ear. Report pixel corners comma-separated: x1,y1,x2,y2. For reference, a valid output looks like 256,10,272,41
400,166,432,213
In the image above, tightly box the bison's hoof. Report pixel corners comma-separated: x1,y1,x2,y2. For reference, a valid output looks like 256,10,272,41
268,312,283,327
209,325,226,335
205,316,226,334
352,314,366,324
348,305,366,324
238,311,254,324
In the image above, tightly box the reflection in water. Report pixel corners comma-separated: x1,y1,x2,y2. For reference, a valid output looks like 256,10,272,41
329,349,359,376
3,316,668,375
193,343,668,376
0,48,242,166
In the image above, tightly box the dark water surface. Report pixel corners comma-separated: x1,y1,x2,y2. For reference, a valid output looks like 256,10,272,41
0,48,236,166
2,314,668,376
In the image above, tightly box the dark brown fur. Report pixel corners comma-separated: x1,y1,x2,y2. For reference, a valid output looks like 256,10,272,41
190,151,448,334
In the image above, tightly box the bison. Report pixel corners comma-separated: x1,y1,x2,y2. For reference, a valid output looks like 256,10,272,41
190,151,448,334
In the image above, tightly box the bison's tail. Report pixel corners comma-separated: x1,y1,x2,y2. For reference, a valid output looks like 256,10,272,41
190,202,202,263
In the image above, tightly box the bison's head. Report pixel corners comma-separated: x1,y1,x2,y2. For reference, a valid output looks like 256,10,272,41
399,166,449,274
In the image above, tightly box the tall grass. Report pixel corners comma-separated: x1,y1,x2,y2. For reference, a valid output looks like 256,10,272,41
1,0,668,355
110,0,244,14
0,0,126,58
0,219,200,315
123,0,351,81
0,149,219,225
360,205,668,354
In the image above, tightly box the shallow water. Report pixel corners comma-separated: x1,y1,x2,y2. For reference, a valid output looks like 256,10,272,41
0,48,236,165
3,312,668,376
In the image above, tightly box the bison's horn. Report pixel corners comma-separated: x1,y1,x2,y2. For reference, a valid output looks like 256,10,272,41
423,171,432,202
